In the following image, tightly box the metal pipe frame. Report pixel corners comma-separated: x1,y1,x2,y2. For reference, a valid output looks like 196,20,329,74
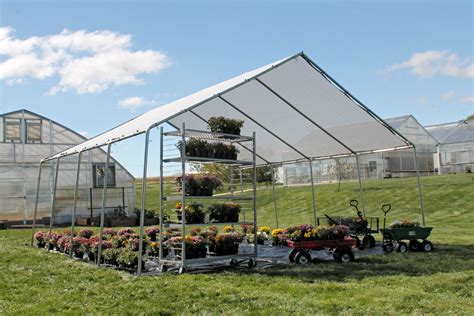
180,123,187,267
137,128,152,276
271,165,279,228
218,95,310,160
308,160,317,226
46,157,61,250
96,144,112,266
355,154,366,216
31,160,44,246
69,151,82,258
255,78,356,156
252,132,258,259
240,168,246,222
413,146,426,226
159,127,164,262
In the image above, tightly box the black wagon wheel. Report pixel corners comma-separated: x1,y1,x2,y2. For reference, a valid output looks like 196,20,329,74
288,249,299,263
294,251,312,265
362,235,376,248
333,248,354,263
382,242,394,253
396,242,408,253
409,240,421,252
421,240,433,252
248,258,257,268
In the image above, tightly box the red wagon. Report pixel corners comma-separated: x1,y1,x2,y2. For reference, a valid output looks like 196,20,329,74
286,237,357,264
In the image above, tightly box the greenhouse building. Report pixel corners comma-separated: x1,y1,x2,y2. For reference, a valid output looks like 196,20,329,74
282,114,438,185
0,109,136,224
426,117,474,174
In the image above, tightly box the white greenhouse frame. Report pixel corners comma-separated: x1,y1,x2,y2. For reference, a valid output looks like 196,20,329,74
31,52,427,275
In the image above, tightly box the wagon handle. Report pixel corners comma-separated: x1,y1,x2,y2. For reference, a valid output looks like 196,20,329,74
382,204,391,215
350,199,359,211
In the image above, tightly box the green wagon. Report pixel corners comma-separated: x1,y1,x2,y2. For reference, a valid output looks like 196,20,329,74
379,204,434,253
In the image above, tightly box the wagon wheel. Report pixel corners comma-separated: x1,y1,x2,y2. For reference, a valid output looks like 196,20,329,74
294,251,311,265
409,240,421,252
396,242,408,253
421,240,433,252
362,235,376,248
354,236,364,250
382,242,394,253
288,249,299,263
248,258,257,268
229,258,238,266
333,248,354,263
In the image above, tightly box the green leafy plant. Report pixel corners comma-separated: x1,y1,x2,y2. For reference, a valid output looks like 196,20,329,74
117,249,140,269
174,201,206,224
208,202,241,223
207,116,244,135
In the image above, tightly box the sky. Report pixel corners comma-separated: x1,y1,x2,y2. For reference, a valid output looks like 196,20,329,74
0,0,473,176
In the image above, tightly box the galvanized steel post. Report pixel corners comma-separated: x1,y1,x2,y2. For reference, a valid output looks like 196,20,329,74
46,157,60,250
355,154,366,216
97,144,112,266
308,160,317,226
69,152,82,257
137,129,151,276
413,147,426,226
31,160,44,247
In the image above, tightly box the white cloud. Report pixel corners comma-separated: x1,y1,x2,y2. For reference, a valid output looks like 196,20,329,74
0,27,170,94
381,50,473,79
118,96,158,112
440,90,455,102
459,96,474,104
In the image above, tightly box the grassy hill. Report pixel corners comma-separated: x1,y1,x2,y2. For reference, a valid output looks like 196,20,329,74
0,174,473,314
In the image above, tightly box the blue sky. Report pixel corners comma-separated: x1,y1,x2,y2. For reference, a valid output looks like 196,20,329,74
0,0,473,176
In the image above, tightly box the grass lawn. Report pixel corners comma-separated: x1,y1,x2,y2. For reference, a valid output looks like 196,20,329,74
1,174,473,314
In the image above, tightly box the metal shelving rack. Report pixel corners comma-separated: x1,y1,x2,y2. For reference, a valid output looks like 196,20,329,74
157,123,257,273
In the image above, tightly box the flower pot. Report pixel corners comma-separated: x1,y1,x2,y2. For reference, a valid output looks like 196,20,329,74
215,243,239,256
36,242,45,248
74,251,84,259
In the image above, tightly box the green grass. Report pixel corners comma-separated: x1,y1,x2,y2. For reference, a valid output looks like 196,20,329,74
1,174,473,314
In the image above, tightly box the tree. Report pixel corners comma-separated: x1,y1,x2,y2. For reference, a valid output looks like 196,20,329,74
327,157,353,192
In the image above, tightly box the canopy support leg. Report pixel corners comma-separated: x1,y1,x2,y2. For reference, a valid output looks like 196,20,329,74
308,160,317,226
97,144,111,266
413,147,426,226
271,165,279,228
355,154,366,216
69,152,82,258
31,161,44,247
137,129,151,276
46,157,60,250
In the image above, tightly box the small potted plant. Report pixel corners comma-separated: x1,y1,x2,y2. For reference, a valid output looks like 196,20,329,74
174,202,206,224
103,248,121,266
34,231,46,248
145,226,160,241
208,202,241,223
166,236,207,259
271,228,284,247
214,232,244,255
208,116,244,135
78,229,94,239
117,249,142,270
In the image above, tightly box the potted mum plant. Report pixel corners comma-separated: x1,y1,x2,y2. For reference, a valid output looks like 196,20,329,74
174,202,206,224
166,236,207,259
207,116,244,135
145,226,160,241
34,231,46,248
214,232,244,255
175,174,223,196
208,202,241,223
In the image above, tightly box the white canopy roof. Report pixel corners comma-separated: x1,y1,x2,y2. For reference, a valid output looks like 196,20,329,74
44,52,411,165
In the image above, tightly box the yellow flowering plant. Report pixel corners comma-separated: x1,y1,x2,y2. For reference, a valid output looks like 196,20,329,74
258,226,271,234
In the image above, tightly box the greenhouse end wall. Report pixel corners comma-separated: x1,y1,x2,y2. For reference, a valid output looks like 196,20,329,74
0,110,136,223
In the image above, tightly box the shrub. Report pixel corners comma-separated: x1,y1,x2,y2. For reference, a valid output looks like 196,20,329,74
78,229,94,239
207,116,244,135
208,202,241,223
